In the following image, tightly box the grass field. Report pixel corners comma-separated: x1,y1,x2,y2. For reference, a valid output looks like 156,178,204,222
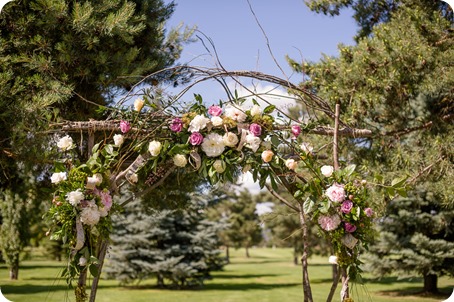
1,248,452,302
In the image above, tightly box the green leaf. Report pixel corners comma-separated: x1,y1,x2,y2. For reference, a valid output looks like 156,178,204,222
294,190,303,199
343,164,356,176
103,144,114,156
396,188,408,197
391,176,407,187
89,264,99,277
92,142,101,154
319,200,330,213
269,175,278,191
386,187,395,198
303,197,315,214
263,105,276,114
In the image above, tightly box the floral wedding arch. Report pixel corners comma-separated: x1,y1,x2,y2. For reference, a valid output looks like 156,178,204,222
46,69,406,302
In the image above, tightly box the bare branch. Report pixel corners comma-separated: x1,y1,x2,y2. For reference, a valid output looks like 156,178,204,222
265,184,299,212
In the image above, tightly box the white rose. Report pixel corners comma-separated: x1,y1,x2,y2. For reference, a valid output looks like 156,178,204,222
225,105,247,122
134,98,145,112
246,134,261,152
57,135,75,151
201,133,225,157
250,105,261,117
211,116,223,127
328,255,338,265
223,132,239,147
113,134,124,147
213,160,226,173
50,172,67,184
79,257,88,266
285,159,298,171
148,140,162,157
321,165,334,177
173,154,188,167
188,115,210,133
66,189,85,206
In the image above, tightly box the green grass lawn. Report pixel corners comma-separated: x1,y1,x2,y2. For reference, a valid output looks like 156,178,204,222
1,247,452,302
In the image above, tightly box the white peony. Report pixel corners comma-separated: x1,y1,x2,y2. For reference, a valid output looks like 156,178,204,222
321,165,334,177
225,105,247,122
188,115,210,132
113,134,124,147
80,201,101,226
134,98,145,112
201,133,225,157
223,132,239,147
57,135,75,151
148,140,162,157
66,189,85,206
246,134,261,152
173,154,188,167
250,105,261,117
211,116,223,127
213,160,226,173
50,172,67,184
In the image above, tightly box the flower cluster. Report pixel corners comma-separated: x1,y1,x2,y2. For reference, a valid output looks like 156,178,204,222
309,164,375,271
47,135,120,282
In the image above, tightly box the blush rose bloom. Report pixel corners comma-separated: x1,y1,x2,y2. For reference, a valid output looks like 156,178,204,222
189,132,204,145
148,140,162,157
188,115,210,132
211,116,223,127
173,154,188,167
208,105,223,116
50,172,67,184
225,105,247,122
170,118,183,132
341,200,353,214
344,222,357,233
223,132,239,147
249,123,262,137
120,120,131,133
318,214,341,231
285,158,298,170
321,165,334,177
57,135,75,151
364,207,374,217
261,150,274,163
325,183,346,202
134,98,145,112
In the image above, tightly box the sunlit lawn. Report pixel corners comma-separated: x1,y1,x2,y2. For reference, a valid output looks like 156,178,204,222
1,247,452,302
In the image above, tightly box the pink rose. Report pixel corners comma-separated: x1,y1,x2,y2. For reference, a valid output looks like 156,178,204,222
344,222,357,233
249,123,262,137
261,150,274,163
170,118,183,132
189,132,204,145
364,207,374,217
208,105,223,117
318,214,341,231
325,183,346,202
341,200,353,214
291,125,301,138
120,120,131,133
100,191,112,211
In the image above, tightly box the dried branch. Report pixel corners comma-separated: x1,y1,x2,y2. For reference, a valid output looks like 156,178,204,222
265,184,299,212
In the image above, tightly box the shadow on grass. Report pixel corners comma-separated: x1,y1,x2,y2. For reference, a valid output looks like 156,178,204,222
122,282,300,291
213,273,279,279
376,286,452,300
1,283,119,295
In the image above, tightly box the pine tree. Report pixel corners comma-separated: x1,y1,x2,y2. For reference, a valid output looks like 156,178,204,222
105,175,226,288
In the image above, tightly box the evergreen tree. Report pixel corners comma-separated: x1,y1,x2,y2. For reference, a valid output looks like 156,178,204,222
105,173,226,288
289,0,453,293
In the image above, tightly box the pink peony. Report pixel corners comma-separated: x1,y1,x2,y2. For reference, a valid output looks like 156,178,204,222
291,125,301,138
208,105,223,116
318,214,341,231
364,207,374,217
100,191,112,211
344,222,357,233
249,123,262,137
341,200,353,214
325,183,346,202
189,132,204,145
170,118,183,132
120,120,131,133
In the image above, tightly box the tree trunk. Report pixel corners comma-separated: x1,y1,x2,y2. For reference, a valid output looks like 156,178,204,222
9,264,19,280
293,243,298,265
340,268,349,301
423,273,438,294
225,245,230,263
89,240,109,302
245,246,250,258
298,204,313,302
